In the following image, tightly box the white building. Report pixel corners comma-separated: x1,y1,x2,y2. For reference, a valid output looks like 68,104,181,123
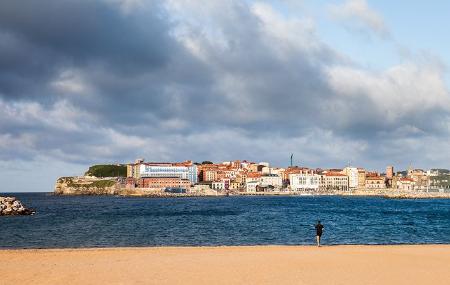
139,164,198,184
212,181,225,191
260,174,282,188
245,181,259,192
320,173,349,191
289,173,320,191
342,167,359,189
261,166,271,174
259,162,270,167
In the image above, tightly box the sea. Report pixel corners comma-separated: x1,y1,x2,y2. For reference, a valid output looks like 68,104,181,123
1,193,450,248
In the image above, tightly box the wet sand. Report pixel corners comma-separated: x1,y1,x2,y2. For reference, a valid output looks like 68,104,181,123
1,245,449,285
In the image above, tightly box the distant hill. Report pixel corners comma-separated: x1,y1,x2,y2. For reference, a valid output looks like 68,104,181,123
430,169,450,175
85,164,127,177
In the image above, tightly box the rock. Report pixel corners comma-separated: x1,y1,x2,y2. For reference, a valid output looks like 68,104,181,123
0,196,35,216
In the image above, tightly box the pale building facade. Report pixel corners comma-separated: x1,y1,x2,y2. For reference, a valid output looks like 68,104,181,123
212,181,225,191
365,177,385,189
260,174,282,188
289,173,320,191
343,167,359,189
357,168,366,188
319,173,349,191
245,181,259,192
397,178,414,191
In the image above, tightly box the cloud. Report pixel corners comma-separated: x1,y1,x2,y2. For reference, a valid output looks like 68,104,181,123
325,62,450,134
329,0,389,39
0,0,449,191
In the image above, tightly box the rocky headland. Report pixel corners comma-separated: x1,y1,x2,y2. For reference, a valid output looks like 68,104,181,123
54,176,119,195
0,197,35,216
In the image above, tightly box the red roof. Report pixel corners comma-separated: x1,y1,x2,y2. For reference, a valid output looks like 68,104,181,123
365,176,384,180
246,172,262,178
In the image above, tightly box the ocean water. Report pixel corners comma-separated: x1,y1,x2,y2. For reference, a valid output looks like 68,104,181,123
1,193,450,248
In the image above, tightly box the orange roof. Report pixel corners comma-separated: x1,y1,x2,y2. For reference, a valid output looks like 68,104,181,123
246,172,262,178
365,176,384,180
400,178,414,182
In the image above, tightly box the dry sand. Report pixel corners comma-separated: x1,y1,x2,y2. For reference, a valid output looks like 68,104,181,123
1,245,450,285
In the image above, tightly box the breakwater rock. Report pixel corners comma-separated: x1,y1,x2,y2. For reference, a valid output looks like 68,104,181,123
0,197,35,216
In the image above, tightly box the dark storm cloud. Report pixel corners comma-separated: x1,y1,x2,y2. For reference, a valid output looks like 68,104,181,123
0,0,450,176
0,0,173,100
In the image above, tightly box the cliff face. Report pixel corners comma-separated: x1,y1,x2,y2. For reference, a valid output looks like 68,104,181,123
54,177,119,195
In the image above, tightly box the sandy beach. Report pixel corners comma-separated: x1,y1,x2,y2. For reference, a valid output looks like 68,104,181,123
1,245,450,285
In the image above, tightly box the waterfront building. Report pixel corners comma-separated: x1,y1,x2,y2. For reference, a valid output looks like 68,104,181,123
211,181,226,191
138,177,191,190
319,172,349,191
283,167,311,181
190,183,213,193
139,164,198,184
365,176,385,189
125,177,136,189
397,178,414,191
289,172,319,191
260,174,282,188
229,181,243,190
342,167,359,189
246,181,259,192
357,168,366,188
127,159,197,184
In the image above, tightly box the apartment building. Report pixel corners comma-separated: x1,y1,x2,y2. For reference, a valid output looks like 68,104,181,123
289,172,320,191
320,172,349,191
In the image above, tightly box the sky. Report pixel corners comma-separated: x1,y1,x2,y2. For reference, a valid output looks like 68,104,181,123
1,0,450,192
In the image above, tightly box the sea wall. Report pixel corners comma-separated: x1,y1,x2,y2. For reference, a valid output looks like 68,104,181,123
118,188,222,197
54,177,450,199
348,189,450,199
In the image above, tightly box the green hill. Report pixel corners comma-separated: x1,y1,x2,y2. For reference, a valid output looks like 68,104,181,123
85,164,127,177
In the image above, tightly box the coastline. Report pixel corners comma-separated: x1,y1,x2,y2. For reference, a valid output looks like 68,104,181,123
2,245,450,285
54,189,450,199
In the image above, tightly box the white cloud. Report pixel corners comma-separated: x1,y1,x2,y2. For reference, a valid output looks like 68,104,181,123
329,0,389,38
0,99,94,132
51,69,89,94
326,62,450,124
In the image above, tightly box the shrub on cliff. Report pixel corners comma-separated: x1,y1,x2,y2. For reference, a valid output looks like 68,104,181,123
91,180,116,187
85,165,126,177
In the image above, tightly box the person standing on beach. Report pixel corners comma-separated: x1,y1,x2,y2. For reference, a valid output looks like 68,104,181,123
315,220,324,247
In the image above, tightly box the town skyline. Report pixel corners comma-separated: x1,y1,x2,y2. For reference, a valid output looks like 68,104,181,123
78,158,446,195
